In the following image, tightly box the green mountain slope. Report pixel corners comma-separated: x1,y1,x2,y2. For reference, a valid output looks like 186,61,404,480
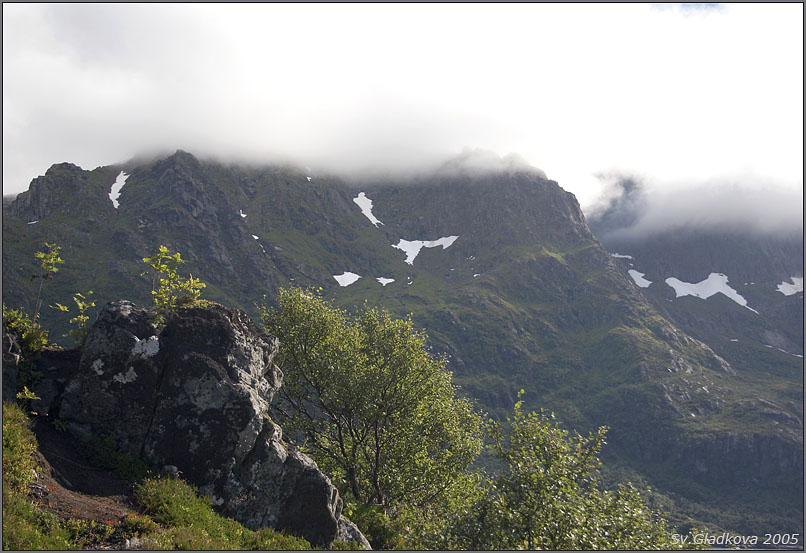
3,151,801,537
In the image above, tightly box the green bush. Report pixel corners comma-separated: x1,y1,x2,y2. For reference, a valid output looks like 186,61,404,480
3,304,49,353
50,291,96,347
2,402,38,490
134,476,315,550
142,245,207,318
2,488,74,550
344,503,404,550
2,402,74,550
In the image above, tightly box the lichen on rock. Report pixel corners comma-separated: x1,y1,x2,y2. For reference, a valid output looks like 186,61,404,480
55,299,368,549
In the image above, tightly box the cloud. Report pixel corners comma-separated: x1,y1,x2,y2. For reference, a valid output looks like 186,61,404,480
586,173,650,234
2,3,803,208
587,174,804,241
652,3,725,15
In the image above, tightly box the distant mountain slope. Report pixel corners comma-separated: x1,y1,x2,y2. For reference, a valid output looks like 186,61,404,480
589,206,803,384
3,151,802,537
587,193,804,535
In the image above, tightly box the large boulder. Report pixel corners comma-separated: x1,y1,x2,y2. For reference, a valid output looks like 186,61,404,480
58,300,367,549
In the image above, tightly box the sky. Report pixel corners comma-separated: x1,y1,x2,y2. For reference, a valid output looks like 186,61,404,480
2,3,803,218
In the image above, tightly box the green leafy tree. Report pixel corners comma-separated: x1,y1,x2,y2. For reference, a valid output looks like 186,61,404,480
391,469,491,550
260,288,483,515
31,243,64,322
142,246,206,316
478,390,688,550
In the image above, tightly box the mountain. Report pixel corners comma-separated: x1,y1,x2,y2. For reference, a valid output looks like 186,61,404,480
3,150,802,537
588,192,803,420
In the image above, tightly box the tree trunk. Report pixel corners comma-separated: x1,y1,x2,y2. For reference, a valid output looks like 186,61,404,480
347,466,362,503
32,277,45,322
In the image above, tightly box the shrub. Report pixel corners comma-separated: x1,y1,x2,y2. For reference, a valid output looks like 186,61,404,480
31,242,64,322
134,476,315,550
3,304,49,358
142,245,206,318
50,291,96,347
2,402,38,490
2,401,73,550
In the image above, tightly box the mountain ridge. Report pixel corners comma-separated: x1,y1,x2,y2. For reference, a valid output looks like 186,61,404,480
3,150,802,536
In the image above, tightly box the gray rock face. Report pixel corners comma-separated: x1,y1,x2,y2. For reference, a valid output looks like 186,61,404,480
338,517,373,550
2,319,81,408
57,300,367,549
2,325,21,402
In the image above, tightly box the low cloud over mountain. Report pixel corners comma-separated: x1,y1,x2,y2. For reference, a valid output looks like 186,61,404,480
587,174,804,242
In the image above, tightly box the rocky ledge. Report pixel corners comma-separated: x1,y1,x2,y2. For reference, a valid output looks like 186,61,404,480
9,300,369,549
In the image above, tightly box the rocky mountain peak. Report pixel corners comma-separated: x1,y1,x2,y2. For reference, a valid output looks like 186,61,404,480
9,162,120,221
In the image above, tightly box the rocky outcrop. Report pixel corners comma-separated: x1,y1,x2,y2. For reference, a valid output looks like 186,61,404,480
2,325,22,402
674,431,803,488
8,162,118,222
55,300,368,549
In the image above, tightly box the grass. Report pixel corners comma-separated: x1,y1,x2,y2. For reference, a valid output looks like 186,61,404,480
134,477,316,550
2,401,74,550
2,401,320,550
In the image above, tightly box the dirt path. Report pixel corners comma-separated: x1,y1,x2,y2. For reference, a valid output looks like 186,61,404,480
30,418,138,524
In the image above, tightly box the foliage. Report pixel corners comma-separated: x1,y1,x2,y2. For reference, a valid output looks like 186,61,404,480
486,391,609,550
2,488,75,550
474,391,692,550
1,402,315,551
51,291,96,347
260,287,483,513
142,245,207,316
2,303,49,360
2,401,73,550
31,242,64,322
386,393,699,550
2,304,49,395
343,503,406,550
16,387,41,402
2,402,38,491
392,470,491,550
15,386,41,415
134,476,315,550
81,434,152,483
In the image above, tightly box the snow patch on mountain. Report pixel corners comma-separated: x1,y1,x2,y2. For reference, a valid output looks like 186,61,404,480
353,192,383,227
393,236,458,265
628,269,651,288
776,277,803,296
109,171,129,209
334,272,361,287
376,277,395,286
665,273,758,313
